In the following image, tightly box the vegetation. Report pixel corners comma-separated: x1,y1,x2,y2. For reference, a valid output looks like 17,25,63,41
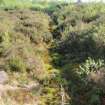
0,0,63,11
51,3,105,105
0,1,105,105
0,8,59,105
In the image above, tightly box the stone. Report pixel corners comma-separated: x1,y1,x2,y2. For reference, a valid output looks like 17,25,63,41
0,71,8,84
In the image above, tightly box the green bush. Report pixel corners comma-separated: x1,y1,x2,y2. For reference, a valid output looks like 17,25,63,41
52,3,105,40
52,3,105,63
51,4,105,105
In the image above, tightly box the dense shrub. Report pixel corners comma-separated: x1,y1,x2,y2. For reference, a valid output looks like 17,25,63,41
51,3,105,105
52,3,105,63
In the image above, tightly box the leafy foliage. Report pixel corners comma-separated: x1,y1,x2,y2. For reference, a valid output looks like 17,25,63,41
1,2,105,105
51,3,105,105
78,57,104,78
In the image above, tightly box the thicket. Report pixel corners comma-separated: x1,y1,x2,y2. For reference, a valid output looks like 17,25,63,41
1,2,105,105
51,3,105,105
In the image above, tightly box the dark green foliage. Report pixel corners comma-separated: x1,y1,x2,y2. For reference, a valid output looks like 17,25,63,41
52,3,105,64
51,3,105,105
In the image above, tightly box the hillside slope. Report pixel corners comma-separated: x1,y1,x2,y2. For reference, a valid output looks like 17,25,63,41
0,9,66,105
1,3,105,105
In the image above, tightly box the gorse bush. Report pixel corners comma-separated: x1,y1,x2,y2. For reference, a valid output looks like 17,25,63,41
52,3,105,63
53,3,105,39
51,3,105,105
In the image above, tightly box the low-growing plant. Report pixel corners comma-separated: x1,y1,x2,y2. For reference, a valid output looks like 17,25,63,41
8,56,26,72
78,57,104,77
